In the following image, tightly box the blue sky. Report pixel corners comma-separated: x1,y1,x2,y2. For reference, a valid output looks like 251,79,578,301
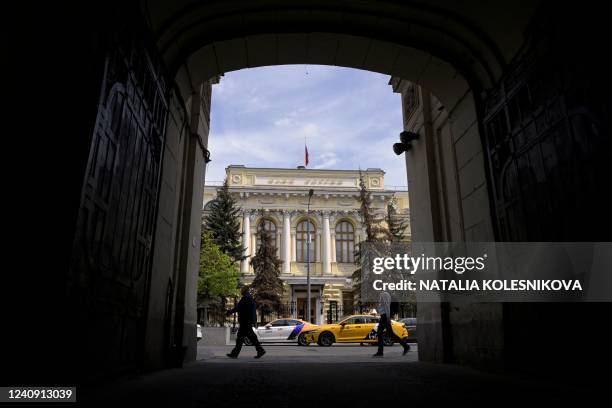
207,65,407,187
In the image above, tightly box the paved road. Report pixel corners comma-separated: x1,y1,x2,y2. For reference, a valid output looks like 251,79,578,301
80,342,600,407
197,342,419,362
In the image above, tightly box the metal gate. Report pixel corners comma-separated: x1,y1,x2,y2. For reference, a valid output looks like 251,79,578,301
483,14,611,242
69,18,168,375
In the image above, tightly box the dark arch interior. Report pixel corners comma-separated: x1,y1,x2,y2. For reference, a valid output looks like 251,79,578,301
9,0,612,391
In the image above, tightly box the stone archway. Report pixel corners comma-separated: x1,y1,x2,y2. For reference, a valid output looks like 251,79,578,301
16,0,612,391
144,4,510,371
31,0,611,385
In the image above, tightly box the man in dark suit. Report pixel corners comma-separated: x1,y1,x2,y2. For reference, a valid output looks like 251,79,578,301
373,291,410,357
226,285,266,359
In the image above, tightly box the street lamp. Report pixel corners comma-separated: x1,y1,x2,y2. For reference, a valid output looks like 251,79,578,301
306,188,314,323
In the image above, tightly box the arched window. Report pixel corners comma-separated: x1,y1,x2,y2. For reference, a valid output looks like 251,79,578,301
296,220,316,262
335,221,355,263
257,219,277,250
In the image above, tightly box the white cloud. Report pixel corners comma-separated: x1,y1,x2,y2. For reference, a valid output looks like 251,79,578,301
207,65,407,187
274,117,293,127
313,152,340,169
301,123,319,137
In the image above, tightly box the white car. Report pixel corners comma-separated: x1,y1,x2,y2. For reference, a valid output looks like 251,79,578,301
243,318,318,346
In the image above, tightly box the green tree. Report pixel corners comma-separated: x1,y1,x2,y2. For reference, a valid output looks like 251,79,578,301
353,182,415,317
250,228,284,322
352,172,390,298
203,179,245,262
386,199,409,243
198,231,241,308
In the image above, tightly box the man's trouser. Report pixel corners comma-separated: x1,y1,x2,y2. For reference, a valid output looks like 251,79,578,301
231,325,264,355
377,314,407,354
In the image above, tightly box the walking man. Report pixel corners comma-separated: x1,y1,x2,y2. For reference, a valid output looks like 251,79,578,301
373,291,410,357
226,285,266,359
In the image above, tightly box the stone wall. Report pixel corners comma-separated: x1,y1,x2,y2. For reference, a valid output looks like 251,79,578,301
144,71,216,370
391,79,503,367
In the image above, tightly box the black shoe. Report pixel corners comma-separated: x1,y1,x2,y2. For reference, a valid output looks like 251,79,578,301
255,350,266,359
372,352,384,357
403,344,411,355
226,353,238,359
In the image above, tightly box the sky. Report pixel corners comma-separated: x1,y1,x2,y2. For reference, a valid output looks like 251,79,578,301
206,65,407,188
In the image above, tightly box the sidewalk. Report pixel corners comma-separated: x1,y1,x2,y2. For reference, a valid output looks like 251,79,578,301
80,348,599,407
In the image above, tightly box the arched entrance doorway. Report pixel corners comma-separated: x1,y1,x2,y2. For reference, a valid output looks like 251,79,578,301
27,0,610,384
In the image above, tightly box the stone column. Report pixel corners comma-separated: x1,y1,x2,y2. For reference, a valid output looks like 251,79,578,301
251,230,257,257
315,231,321,265
331,231,337,263
250,215,257,267
291,227,296,262
282,211,291,273
240,211,250,273
322,212,331,274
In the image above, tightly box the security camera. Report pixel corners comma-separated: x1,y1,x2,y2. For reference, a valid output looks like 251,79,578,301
393,131,419,155
393,142,412,155
399,131,419,144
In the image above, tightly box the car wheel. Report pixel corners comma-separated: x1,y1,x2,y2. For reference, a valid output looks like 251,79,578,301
317,332,335,347
243,337,253,346
383,336,394,346
298,333,309,346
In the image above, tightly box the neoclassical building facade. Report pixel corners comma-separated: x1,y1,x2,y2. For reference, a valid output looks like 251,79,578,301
203,165,410,324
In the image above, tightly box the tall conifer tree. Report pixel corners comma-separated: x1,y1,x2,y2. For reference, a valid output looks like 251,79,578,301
250,229,284,322
352,171,390,301
386,199,409,243
203,179,245,263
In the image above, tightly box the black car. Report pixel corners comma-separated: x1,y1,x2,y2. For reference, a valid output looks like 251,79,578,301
399,317,417,342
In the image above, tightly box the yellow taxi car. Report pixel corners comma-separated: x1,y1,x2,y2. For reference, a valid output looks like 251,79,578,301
302,314,409,346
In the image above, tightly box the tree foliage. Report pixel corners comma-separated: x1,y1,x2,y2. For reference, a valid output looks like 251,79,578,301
203,179,245,263
198,231,241,301
353,177,414,314
352,171,390,292
358,172,388,242
386,199,409,243
250,228,284,318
